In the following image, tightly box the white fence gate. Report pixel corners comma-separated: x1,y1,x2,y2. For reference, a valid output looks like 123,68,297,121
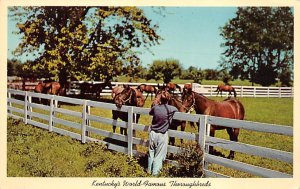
7,89,293,178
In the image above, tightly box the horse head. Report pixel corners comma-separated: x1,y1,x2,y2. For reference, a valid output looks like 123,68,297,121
114,85,136,108
183,83,193,94
181,90,196,113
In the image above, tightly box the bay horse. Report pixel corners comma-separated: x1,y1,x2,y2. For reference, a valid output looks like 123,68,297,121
166,82,181,94
113,85,145,135
181,90,245,159
111,85,124,99
34,81,66,105
183,83,193,93
34,82,52,104
215,84,237,97
137,84,157,100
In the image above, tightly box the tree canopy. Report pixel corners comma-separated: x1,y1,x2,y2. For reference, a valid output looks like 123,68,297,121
220,7,293,86
146,59,182,83
9,6,161,84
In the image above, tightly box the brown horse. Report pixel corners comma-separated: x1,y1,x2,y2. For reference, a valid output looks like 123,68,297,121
113,85,145,135
34,81,66,104
137,84,157,100
181,90,245,159
166,82,181,93
34,82,51,94
183,83,193,93
48,82,67,96
111,85,124,99
215,84,237,97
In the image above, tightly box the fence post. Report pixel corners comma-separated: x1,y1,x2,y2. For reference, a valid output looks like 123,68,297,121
81,100,87,143
24,92,28,124
28,94,32,121
205,116,211,170
198,115,207,150
241,86,243,97
279,87,282,98
210,85,213,96
267,87,270,98
127,106,134,156
198,115,209,171
86,103,90,138
49,97,54,132
8,90,12,115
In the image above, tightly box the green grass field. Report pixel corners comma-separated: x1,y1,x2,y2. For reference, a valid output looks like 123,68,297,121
7,96,293,177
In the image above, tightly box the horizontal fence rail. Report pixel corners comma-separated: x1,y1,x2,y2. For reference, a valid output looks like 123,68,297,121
7,89,293,178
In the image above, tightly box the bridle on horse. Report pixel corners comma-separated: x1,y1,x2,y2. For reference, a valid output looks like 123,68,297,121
181,92,195,113
119,88,133,104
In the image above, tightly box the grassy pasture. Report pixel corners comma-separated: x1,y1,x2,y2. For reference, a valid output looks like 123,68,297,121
8,95,293,177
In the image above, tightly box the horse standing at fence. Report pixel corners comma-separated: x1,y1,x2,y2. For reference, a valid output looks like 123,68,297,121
183,83,193,93
137,84,157,100
48,82,67,96
111,85,125,99
215,83,237,97
181,89,245,159
34,81,67,105
112,85,145,135
34,82,51,104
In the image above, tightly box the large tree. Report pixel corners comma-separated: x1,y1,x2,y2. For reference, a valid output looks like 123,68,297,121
9,6,161,85
220,7,293,86
147,59,182,83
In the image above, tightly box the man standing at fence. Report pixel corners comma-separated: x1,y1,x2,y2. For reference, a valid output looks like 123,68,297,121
148,90,178,176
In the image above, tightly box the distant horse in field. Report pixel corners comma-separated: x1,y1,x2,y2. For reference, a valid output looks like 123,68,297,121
112,85,145,135
152,88,195,146
137,84,157,100
166,82,181,94
215,84,237,97
181,90,245,159
34,81,66,105
80,81,112,99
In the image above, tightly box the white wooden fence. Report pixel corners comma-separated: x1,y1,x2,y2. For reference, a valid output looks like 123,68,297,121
7,89,293,178
67,81,294,98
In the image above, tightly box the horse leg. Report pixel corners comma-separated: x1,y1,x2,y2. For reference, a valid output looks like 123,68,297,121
209,128,215,155
226,128,239,159
112,111,117,133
